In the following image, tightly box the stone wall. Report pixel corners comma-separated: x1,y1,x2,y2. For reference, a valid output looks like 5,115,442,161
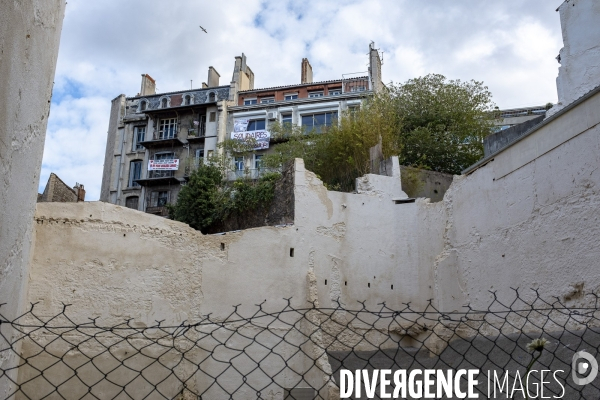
38,173,78,203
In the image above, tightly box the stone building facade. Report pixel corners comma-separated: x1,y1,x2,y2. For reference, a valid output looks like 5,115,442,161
99,55,254,215
100,44,383,214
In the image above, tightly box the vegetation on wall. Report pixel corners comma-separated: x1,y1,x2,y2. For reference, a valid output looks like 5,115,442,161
172,73,495,230
252,73,495,190
168,163,279,233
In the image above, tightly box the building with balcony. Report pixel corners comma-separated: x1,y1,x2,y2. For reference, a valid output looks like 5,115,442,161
99,54,255,215
224,43,384,180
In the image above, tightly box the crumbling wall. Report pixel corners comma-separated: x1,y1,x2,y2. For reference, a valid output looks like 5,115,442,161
400,166,454,202
206,161,295,233
0,0,65,396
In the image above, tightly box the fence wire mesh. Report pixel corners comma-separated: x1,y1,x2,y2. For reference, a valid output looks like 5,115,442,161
1,289,599,399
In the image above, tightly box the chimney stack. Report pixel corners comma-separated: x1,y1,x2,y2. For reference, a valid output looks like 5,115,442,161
140,74,156,96
301,58,313,84
207,66,220,88
73,183,85,202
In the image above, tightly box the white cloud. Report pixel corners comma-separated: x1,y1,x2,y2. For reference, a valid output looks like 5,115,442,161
42,0,564,200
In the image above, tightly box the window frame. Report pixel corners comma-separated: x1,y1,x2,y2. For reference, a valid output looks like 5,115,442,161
260,97,275,104
139,99,148,112
244,98,258,105
284,93,298,101
254,154,263,170
246,119,266,131
308,91,324,98
281,114,293,127
132,126,146,151
301,111,338,133
125,196,139,209
158,118,177,139
128,160,143,187
234,156,245,172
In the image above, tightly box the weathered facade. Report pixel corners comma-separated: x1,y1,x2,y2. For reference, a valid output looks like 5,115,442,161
37,173,85,203
99,57,249,215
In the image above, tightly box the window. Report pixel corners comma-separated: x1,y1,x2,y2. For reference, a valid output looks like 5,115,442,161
308,91,323,98
208,92,216,102
161,98,168,108
301,112,338,133
159,118,177,139
254,154,263,170
328,88,342,96
247,119,266,131
284,94,298,101
195,148,204,167
260,97,275,104
125,196,139,209
350,86,366,92
184,95,192,105
155,152,174,161
132,126,146,151
282,114,293,127
209,112,216,122
139,100,147,111
244,98,257,105
152,152,175,178
150,191,170,207
128,160,142,187
233,156,244,173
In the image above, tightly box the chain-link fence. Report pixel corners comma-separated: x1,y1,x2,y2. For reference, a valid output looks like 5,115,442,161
1,289,599,399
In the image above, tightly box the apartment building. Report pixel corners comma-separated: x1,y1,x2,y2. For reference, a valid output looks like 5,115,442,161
100,44,383,215
99,54,255,215
224,43,384,180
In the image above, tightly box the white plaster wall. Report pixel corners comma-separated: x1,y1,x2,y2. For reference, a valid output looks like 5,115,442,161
19,86,600,396
0,0,65,396
437,89,600,312
548,0,600,116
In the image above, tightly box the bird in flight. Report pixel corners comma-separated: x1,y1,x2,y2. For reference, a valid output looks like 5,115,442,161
199,26,207,33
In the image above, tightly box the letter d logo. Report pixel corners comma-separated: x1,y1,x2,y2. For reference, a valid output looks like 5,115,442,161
572,351,598,386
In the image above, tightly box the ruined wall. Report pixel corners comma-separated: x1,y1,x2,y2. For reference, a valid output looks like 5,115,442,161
400,166,454,202
206,161,295,233
19,87,600,395
0,0,66,395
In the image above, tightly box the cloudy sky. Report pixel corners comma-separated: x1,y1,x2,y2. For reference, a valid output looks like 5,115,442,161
41,0,565,200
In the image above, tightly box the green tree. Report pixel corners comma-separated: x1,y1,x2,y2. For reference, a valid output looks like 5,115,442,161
262,90,400,191
168,164,223,232
391,74,495,174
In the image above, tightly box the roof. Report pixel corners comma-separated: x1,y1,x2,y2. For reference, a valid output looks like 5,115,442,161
239,76,369,94
127,85,230,100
